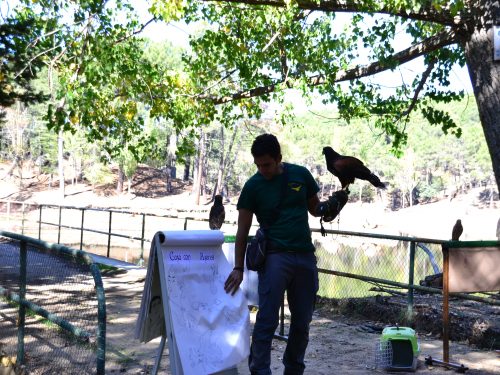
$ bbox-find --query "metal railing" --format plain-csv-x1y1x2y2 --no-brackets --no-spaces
312,227,447,318
1,200,233,265
0,230,106,374
2,200,498,321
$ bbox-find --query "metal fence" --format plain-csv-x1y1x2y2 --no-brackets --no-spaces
312,228,449,318
0,230,106,374
1,200,497,316
0,200,238,266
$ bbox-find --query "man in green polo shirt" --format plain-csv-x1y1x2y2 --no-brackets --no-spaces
224,133,348,375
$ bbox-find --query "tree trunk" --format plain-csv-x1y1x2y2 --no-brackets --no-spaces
214,125,239,198
214,126,225,196
164,166,172,193
58,129,64,198
183,157,190,181
167,133,177,192
168,133,177,173
193,130,205,205
1,156,19,180
16,158,23,188
201,133,208,198
222,126,242,199
72,157,76,186
117,167,125,193
463,3,500,192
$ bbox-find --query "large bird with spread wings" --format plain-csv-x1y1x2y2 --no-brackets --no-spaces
323,146,386,192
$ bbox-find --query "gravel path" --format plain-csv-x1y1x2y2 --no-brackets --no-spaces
103,267,499,374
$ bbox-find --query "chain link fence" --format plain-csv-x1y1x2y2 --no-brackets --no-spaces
2,201,497,324
0,231,105,374
312,230,444,301
0,200,448,308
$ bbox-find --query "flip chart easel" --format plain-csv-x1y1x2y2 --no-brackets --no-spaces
135,230,250,375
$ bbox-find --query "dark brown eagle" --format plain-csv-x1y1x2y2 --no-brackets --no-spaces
451,219,463,241
322,146,386,191
209,194,225,230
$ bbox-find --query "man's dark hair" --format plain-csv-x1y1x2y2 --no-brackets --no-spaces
251,133,281,159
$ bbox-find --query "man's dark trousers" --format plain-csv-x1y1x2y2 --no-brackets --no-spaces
249,251,318,375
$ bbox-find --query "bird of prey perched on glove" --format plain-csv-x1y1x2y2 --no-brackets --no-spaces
323,146,386,192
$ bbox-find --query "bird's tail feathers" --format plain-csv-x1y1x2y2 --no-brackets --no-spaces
369,174,387,189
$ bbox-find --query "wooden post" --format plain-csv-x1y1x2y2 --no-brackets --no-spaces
38,205,42,239
138,213,146,266
57,206,62,244
442,245,450,363
80,209,85,251
107,211,112,258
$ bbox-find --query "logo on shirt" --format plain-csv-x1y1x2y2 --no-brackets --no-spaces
289,182,302,192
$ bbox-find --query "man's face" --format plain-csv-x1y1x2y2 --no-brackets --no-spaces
254,154,281,180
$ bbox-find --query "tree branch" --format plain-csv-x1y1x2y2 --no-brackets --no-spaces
402,57,436,117
203,28,459,105
115,17,157,44
15,43,65,79
196,68,238,96
201,0,458,26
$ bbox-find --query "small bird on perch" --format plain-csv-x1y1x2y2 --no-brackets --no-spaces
209,195,225,230
322,146,386,192
451,219,463,241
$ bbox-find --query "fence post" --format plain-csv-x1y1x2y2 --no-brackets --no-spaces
107,211,112,258
7,200,11,226
89,263,107,374
407,241,416,321
184,218,188,230
442,245,450,362
80,209,85,251
57,206,62,244
138,213,146,266
17,240,27,366
38,205,42,240
273,294,288,341
21,203,26,235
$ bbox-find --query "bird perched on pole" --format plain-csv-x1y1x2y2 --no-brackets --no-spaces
451,219,463,241
209,194,225,230
322,146,386,192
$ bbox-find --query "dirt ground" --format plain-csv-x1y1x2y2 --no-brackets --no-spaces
102,266,499,375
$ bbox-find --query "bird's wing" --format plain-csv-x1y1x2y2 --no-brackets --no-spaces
338,156,377,178
209,206,225,229
324,156,338,175
351,164,375,180
333,156,364,170
214,208,225,228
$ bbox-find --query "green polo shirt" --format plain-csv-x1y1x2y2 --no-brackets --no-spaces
237,162,319,252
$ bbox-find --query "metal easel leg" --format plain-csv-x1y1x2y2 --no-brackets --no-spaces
152,335,166,375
